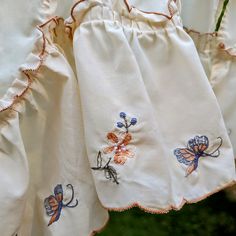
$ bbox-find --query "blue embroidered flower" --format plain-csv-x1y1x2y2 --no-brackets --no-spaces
120,112,127,118
130,118,137,125
117,112,137,133
117,122,124,128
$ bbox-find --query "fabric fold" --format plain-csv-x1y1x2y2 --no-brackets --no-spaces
181,0,236,200
0,2,109,235
69,0,236,214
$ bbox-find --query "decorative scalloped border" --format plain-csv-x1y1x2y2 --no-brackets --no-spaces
0,14,111,235
101,180,236,215
184,26,236,58
184,27,217,37
70,0,86,22
89,215,110,236
183,0,236,58
0,17,61,114
218,42,236,58
124,0,175,19
70,0,177,23
1,1,235,235
0,28,44,113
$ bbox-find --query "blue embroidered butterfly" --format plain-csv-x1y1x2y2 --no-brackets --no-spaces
44,184,78,226
174,135,223,177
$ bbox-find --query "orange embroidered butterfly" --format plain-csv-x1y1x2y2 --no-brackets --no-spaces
44,184,78,226
174,135,223,177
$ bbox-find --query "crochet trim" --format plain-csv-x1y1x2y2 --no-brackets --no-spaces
102,180,236,214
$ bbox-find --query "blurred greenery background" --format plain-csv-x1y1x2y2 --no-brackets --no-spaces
100,191,236,236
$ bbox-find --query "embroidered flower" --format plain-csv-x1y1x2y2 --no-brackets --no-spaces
119,112,127,119
103,132,134,165
130,117,137,125
92,112,138,184
116,112,137,133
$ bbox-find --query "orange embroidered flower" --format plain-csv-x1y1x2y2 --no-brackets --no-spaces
103,132,134,165
92,112,137,184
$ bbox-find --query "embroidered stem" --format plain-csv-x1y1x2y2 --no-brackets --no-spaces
124,117,129,133
105,158,112,167
92,152,119,184
117,112,137,133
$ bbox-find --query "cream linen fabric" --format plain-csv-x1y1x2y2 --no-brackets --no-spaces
0,0,108,235
181,0,222,33
1,0,236,235
66,0,236,213
181,0,236,158
219,0,236,48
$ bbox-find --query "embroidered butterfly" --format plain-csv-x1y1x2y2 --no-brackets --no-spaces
174,135,223,177
92,151,119,184
44,184,78,226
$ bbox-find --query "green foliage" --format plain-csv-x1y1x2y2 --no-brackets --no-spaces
215,0,229,31
100,191,236,236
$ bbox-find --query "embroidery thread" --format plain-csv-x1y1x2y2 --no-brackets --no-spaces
92,151,119,184
44,184,78,226
92,112,137,184
174,135,223,177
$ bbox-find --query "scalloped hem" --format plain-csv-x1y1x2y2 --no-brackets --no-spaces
184,27,217,37
218,42,236,57
123,0,175,19
184,26,236,58
69,0,177,26
101,180,236,214
89,215,110,236
0,17,61,114
70,0,86,22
